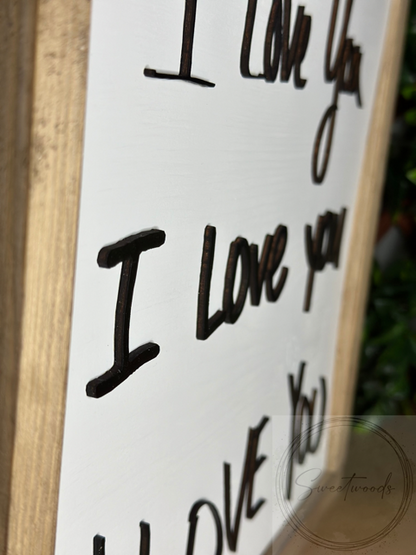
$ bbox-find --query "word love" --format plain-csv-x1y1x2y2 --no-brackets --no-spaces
144,0,364,185
241,0,311,87
197,224,288,340
286,362,326,500
92,417,269,555
303,208,347,312
86,212,345,396
144,0,311,89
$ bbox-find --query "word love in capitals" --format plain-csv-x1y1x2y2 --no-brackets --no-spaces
144,0,363,184
92,417,270,555
91,367,326,552
86,209,346,398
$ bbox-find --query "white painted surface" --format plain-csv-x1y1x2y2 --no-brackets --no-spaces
55,1,390,553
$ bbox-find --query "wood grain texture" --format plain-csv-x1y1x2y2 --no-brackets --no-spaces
0,1,37,553
2,0,91,554
327,0,409,470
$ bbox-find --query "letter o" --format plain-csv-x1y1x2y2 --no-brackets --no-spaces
223,237,250,324
186,499,223,555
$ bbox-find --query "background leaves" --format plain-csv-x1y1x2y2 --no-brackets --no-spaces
354,1,416,416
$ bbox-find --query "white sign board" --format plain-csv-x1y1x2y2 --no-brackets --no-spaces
54,1,390,553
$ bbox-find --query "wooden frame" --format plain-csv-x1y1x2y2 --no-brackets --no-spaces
0,1,408,554
327,0,409,468
0,1,91,553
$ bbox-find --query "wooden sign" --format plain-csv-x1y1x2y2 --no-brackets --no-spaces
0,1,409,554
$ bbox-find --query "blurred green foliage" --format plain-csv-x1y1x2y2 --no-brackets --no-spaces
355,261,416,414
354,1,416,415
383,1,416,223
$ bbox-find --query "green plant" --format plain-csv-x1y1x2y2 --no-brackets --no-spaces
355,260,416,415
354,1,416,416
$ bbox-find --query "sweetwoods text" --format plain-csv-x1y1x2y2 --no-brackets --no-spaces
145,0,363,185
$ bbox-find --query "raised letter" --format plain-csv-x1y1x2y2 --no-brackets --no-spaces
286,364,327,499
241,0,263,78
186,500,223,555
249,235,273,306
197,225,226,340
265,225,288,302
144,0,215,87
223,237,251,324
86,230,165,398
93,521,151,555
280,1,306,83
303,209,347,312
224,416,269,551
312,0,362,184
263,0,283,82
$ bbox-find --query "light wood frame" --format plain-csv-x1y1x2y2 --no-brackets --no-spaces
0,1,409,554
328,0,409,469
0,1,91,554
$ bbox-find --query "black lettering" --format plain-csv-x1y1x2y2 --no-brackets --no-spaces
265,225,288,302
312,0,362,184
223,237,251,324
224,416,269,551
144,0,215,87
294,13,311,88
303,208,347,312
263,0,282,82
286,363,326,500
86,230,165,398
186,500,223,555
245,418,269,519
325,0,353,81
328,207,347,267
241,0,263,78
249,235,272,306
197,225,226,340
242,0,311,86
287,362,305,500
296,394,316,465
307,378,327,453
92,419,269,554
280,1,305,83
93,535,105,555
312,105,337,184
139,522,151,555
197,224,288,340
93,522,150,555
